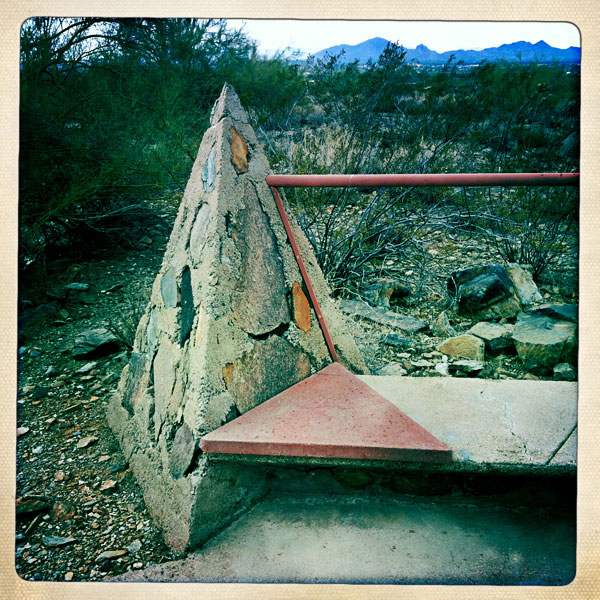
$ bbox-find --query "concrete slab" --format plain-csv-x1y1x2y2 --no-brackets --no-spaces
549,425,577,467
360,376,577,470
201,363,451,462
113,492,575,584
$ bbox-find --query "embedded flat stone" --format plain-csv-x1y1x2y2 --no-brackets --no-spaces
230,180,290,336
229,127,248,173
292,282,311,333
201,362,451,462
160,268,179,308
223,336,311,414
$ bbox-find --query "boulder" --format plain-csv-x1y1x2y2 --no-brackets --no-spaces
505,263,543,306
447,264,521,320
436,334,485,362
468,322,514,354
511,308,577,374
553,363,577,382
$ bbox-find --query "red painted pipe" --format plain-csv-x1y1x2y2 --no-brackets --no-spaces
266,173,579,188
270,186,340,363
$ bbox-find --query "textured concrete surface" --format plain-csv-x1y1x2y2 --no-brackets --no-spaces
113,492,575,584
200,363,451,462
360,376,577,469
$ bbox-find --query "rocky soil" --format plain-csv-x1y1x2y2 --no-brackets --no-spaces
15,197,578,581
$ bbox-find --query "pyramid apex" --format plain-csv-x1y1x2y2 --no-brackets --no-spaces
210,83,249,126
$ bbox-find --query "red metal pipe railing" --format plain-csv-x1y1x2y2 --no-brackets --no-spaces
266,173,579,188
270,185,340,363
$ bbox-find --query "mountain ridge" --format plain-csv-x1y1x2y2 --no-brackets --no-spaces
311,37,580,65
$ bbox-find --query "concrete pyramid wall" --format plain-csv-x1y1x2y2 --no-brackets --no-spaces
107,83,367,550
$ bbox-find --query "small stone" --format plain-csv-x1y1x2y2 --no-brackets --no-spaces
65,572,74,581
44,366,58,377
376,363,408,376
58,309,70,319
76,436,98,449
65,282,89,291
54,471,65,481
17,426,30,437
51,500,76,521
435,362,450,376
431,311,456,338
448,359,485,374
73,328,120,358
98,455,111,463
96,549,127,562
523,373,540,380
42,535,77,548
132,562,143,569
76,361,97,374
126,539,142,554
99,480,118,493
32,446,43,454
411,359,434,368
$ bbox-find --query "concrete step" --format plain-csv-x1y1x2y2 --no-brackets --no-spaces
200,362,451,463
205,375,577,477
113,488,575,584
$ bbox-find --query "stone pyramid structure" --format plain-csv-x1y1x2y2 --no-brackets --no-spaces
107,83,367,551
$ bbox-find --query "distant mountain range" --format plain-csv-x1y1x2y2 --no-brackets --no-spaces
311,37,580,65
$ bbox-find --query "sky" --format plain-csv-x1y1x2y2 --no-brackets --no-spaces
225,20,581,58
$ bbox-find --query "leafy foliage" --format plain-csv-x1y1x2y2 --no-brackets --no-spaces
19,22,579,296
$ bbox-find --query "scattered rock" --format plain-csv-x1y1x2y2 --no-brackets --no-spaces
361,278,410,308
51,500,76,521
411,359,434,368
96,549,127,562
99,480,118,493
77,436,98,449
98,455,111,462
380,333,419,351
340,299,428,333
132,562,143,569
126,539,142,554
44,366,58,377
76,361,97,374
42,536,77,548
65,282,89,291
431,311,456,338
17,427,30,437
448,360,485,375
73,329,120,359
434,362,450,376
505,263,543,306
553,362,577,381
65,572,74,581
511,309,577,374
447,264,521,320
468,322,514,354
375,363,408,376
436,334,485,362
16,495,52,518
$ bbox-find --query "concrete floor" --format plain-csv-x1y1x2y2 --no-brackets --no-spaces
116,491,575,585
